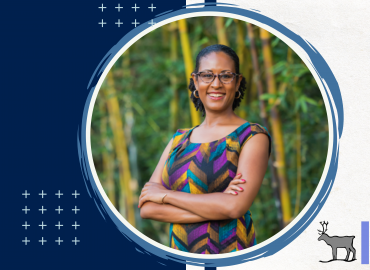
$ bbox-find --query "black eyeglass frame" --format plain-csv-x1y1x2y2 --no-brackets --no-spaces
192,72,240,84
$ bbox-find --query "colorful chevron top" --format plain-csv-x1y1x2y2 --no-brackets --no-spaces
161,122,271,254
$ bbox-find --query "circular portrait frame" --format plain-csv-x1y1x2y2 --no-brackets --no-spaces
78,4,344,268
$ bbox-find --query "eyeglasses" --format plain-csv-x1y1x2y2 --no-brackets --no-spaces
192,71,239,84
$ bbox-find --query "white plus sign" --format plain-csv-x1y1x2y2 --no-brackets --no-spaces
39,206,47,214
22,206,30,214
39,237,47,245
39,221,47,230
115,4,123,12
22,237,30,245
98,19,107,27
22,190,30,198
148,19,156,26
148,4,156,12
72,190,80,198
39,190,47,198
55,237,63,245
55,206,63,214
132,19,140,27
98,4,106,12
22,221,30,230
72,221,80,230
72,206,80,214
132,4,140,12
72,237,80,245
115,19,123,27
55,221,63,230
55,190,63,198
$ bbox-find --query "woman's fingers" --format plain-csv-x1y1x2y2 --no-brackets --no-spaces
229,179,246,186
224,190,238,195
229,185,244,192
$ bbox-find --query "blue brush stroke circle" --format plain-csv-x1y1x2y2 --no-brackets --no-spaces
78,6,343,268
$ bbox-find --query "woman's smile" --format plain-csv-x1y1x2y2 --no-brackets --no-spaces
207,92,226,100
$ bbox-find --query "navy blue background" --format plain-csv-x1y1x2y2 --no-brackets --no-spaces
0,1,197,269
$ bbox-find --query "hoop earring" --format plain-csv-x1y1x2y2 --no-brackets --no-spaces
194,90,200,98
235,91,241,99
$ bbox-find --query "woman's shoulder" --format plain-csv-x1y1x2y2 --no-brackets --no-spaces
170,127,193,148
237,122,271,155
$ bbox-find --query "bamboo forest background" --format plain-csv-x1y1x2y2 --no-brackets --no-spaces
91,17,328,246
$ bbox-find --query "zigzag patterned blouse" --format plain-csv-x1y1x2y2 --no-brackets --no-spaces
161,122,271,254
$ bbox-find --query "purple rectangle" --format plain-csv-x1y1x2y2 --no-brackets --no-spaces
362,221,369,264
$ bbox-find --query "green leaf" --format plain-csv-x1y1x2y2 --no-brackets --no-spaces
225,18,233,28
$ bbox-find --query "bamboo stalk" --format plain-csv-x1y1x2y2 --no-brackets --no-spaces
215,17,229,46
247,23,283,229
99,98,116,206
235,20,247,119
103,69,135,226
178,19,201,126
169,22,179,133
294,111,302,216
260,28,292,225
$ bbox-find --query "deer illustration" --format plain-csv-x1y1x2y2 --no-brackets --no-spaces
318,221,356,262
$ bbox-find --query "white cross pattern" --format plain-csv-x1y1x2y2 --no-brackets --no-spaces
22,190,30,198
148,19,156,26
39,237,47,245
39,221,47,230
72,237,80,245
148,3,156,12
72,206,80,214
132,19,140,27
22,206,30,214
55,190,63,198
55,221,63,230
72,221,80,230
55,237,63,245
98,4,106,12
39,190,47,198
132,3,140,12
115,19,123,27
72,190,80,198
39,206,47,214
115,3,123,12
22,221,30,230
55,206,63,214
22,237,30,245
98,19,106,27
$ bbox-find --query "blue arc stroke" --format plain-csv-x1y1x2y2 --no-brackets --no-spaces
78,5,344,268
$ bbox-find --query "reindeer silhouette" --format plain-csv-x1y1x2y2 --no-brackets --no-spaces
318,221,356,262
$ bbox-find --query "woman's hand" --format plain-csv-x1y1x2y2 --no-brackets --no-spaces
223,173,246,195
138,182,171,208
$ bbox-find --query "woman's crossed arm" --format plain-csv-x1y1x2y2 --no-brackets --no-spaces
139,134,269,222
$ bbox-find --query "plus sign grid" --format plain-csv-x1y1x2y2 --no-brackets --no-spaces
21,190,81,246
97,2,162,28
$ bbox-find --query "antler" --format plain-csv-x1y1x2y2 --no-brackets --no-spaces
318,221,328,234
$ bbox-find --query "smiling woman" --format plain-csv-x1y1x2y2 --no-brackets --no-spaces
138,44,271,254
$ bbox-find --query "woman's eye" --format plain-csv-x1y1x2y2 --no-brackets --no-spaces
221,74,233,79
201,74,213,78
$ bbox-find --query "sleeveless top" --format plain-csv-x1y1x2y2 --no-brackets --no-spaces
161,122,271,254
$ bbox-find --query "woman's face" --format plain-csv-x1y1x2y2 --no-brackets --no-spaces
192,51,242,114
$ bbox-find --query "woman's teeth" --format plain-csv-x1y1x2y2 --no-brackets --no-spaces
208,94,224,97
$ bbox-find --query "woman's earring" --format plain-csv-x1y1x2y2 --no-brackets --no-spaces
194,90,200,98
235,91,241,99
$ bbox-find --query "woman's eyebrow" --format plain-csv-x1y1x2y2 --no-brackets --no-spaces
200,69,233,72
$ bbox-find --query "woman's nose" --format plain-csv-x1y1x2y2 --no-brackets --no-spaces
211,74,221,87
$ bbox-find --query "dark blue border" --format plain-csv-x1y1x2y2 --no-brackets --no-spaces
78,5,344,268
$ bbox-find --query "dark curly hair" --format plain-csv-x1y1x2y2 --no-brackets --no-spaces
188,44,247,117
